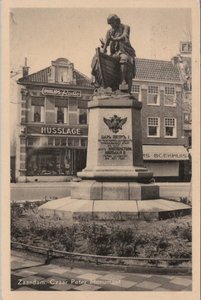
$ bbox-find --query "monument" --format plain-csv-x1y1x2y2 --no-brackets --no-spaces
72,13,155,202
40,15,191,220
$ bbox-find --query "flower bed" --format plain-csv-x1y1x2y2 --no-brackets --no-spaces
11,201,192,267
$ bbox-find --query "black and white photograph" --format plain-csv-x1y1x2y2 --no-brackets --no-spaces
1,0,200,299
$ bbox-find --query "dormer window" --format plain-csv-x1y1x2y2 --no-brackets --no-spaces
55,66,73,84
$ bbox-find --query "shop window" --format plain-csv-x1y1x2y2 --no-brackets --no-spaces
164,118,177,138
48,137,54,146
61,138,67,146
26,148,72,176
74,138,80,147
81,138,87,147
147,86,159,105
79,109,87,124
41,137,49,146
68,138,74,147
147,117,160,137
55,138,61,146
27,137,40,146
164,87,176,106
131,84,141,101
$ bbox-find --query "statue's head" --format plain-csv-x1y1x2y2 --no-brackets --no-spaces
107,14,121,27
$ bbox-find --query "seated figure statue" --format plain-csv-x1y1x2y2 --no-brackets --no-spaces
92,14,136,93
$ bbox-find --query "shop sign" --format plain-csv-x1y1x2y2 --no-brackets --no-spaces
27,125,88,136
143,152,189,160
42,87,81,97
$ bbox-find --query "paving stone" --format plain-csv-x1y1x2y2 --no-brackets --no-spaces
76,273,103,281
147,275,172,284
111,279,137,288
169,277,192,286
99,273,126,281
16,286,36,291
135,274,153,278
123,274,153,283
74,284,102,291
159,282,187,291
135,280,162,290
47,267,69,274
64,267,90,275
58,271,80,279
97,284,126,291
11,261,26,270
14,270,38,277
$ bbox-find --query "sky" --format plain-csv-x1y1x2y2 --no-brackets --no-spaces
10,7,192,78
9,6,192,146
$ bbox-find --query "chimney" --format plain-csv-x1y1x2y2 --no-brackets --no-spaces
22,57,29,77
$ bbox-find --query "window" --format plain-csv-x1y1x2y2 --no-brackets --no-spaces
27,137,40,146
81,138,87,147
131,85,141,101
33,106,41,122
79,108,87,124
68,138,74,147
164,87,176,106
180,42,192,53
147,117,160,137
55,98,68,124
26,148,73,176
31,97,45,123
164,118,177,138
147,86,159,105
57,107,65,124
56,66,73,83
184,113,191,123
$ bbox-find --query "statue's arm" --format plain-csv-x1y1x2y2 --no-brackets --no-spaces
112,25,130,42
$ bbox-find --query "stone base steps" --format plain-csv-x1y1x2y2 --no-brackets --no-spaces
38,197,191,220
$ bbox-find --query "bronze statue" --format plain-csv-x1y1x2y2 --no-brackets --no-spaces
91,14,136,93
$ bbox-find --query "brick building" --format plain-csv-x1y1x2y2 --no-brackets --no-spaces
131,58,189,181
16,58,94,182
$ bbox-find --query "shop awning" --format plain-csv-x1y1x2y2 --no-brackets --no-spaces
143,145,189,160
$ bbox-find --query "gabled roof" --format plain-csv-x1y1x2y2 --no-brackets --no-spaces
18,66,92,87
18,57,182,87
135,58,182,83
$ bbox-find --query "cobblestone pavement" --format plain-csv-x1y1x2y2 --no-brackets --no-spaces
11,256,192,291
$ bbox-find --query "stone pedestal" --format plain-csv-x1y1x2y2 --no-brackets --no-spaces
78,95,152,181
75,94,154,201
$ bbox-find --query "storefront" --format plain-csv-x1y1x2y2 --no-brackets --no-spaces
25,125,88,181
143,145,190,181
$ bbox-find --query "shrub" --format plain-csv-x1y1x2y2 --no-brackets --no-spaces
80,223,112,255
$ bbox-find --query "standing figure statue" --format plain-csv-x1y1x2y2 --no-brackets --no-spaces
91,14,136,93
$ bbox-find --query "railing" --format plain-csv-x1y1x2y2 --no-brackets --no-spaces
11,241,191,269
